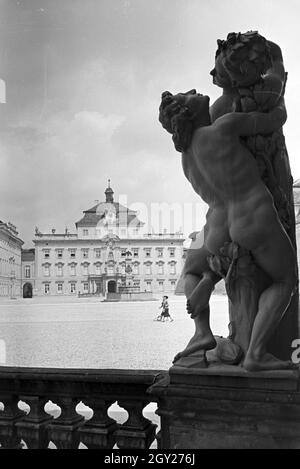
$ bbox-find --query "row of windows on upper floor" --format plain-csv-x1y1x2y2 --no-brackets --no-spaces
42,262,177,277
41,247,177,259
42,279,178,295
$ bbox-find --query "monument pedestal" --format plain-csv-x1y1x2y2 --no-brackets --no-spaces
149,365,300,449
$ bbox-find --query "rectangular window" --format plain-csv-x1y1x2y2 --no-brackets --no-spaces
133,249,139,257
83,265,89,276
95,249,101,258
158,281,164,292
44,265,50,277
121,249,127,257
44,283,50,294
145,249,151,257
170,263,176,274
145,264,152,275
82,249,89,258
57,265,63,277
70,283,76,293
70,264,76,276
95,264,101,275
25,265,31,278
70,249,76,258
83,229,89,236
169,248,175,257
83,282,88,292
57,283,63,293
133,264,139,275
146,281,152,292
57,249,63,258
158,264,164,275
44,249,50,258
157,249,163,258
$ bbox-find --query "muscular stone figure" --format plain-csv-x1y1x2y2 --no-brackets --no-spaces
160,90,297,371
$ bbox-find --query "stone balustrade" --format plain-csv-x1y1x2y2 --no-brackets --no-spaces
0,367,164,449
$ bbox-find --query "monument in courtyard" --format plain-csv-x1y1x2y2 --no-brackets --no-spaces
150,31,300,449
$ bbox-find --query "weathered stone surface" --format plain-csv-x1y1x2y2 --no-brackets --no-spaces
149,367,300,449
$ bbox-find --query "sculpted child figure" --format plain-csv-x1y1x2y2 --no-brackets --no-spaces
160,88,297,371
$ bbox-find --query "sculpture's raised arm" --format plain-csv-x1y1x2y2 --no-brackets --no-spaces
215,97,287,136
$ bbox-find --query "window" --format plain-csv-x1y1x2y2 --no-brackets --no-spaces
57,249,63,258
146,281,152,292
107,265,114,275
70,249,76,258
158,263,164,275
82,264,89,276
82,249,89,258
133,249,139,257
44,249,50,258
83,282,88,292
171,280,176,288
121,249,127,257
25,265,31,278
145,248,151,257
121,229,127,236
57,283,63,294
170,262,176,274
145,263,152,275
57,264,63,277
133,263,139,275
95,263,101,275
70,264,76,276
158,281,164,292
44,283,50,294
44,264,50,277
169,248,175,257
157,249,163,258
70,283,76,293
83,229,89,236
95,249,101,258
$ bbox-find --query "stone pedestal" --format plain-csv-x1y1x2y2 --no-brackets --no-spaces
148,365,300,449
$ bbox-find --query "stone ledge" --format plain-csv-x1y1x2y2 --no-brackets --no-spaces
169,364,300,391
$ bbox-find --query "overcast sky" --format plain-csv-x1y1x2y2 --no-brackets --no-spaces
1,0,300,246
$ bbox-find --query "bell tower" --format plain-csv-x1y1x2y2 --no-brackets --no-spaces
105,179,114,203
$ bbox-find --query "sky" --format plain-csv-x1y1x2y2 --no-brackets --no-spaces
1,0,300,246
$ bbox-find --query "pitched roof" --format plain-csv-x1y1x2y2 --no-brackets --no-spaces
21,248,35,261
75,202,144,228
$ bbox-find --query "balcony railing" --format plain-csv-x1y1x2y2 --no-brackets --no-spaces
0,367,164,449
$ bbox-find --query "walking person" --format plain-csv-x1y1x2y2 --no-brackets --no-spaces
161,296,174,322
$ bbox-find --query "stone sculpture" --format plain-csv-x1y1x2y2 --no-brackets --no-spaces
159,31,299,371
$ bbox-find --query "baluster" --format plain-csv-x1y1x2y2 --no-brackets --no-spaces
47,397,84,449
0,395,24,449
79,399,118,449
15,396,52,449
115,399,157,449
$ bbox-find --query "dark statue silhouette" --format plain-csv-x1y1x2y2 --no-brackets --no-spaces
159,31,299,371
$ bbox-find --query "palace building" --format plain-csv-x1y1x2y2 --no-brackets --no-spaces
32,183,185,297
0,220,23,298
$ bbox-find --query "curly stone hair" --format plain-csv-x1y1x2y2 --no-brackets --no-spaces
211,30,272,88
159,91,196,153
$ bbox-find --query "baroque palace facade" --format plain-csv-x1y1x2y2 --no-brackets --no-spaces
32,183,185,297
0,220,23,298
